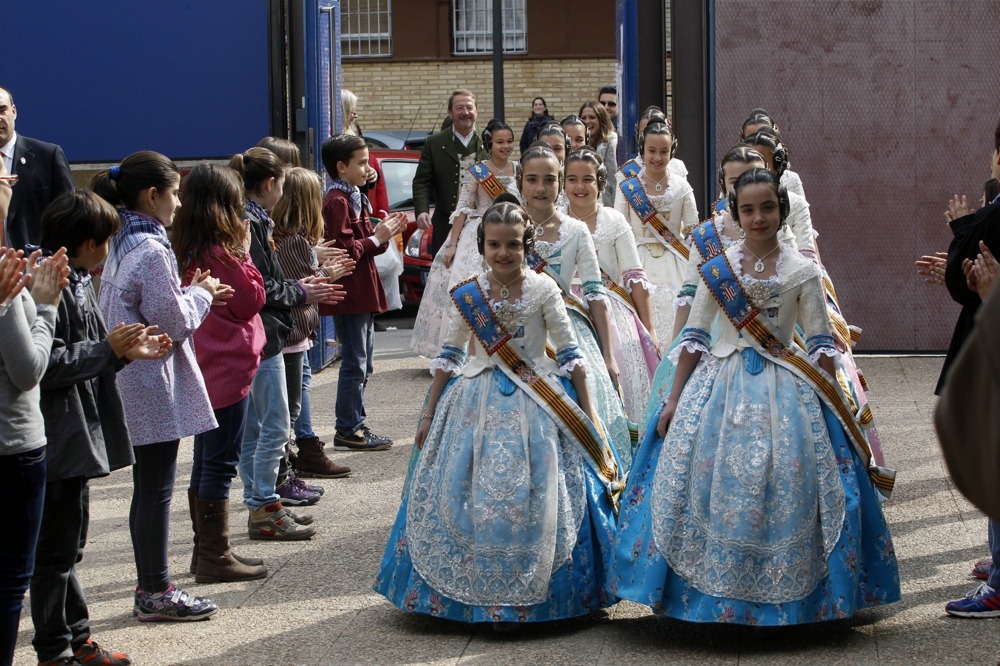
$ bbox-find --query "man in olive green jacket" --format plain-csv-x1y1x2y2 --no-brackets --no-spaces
413,89,488,254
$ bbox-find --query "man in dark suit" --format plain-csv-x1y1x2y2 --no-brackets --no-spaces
412,89,488,255
0,86,75,249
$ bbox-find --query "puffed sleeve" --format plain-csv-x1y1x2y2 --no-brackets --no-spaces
429,301,473,376
668,278,717,363
679,186,700,235
787,194,817,262
449,173,480,224
798,274,837,362
573,223,607,303
611,218,652,293
541,285,587,376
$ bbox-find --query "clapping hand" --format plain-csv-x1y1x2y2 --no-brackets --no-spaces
314,240,348,264
28,249,70,307
125,325,173,361
915,252,948,285
946,194,976,223
970,241,1000,301
323,256,356,282
373,212,408,245
106,322,146,358
0,247,30,306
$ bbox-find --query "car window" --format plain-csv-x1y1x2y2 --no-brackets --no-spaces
380,160,417,211
366,138,389,150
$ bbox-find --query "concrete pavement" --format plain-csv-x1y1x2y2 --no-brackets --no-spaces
12,349,1000,665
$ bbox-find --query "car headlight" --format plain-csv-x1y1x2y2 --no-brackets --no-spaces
405,229,423,258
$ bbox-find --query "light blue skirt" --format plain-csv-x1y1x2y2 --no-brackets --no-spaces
611,352,900,626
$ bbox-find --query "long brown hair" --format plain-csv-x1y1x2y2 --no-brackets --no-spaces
271,167,324,245
171,164,247,274
579,101,613,148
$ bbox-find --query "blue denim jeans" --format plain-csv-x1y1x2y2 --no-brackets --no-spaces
0,447,46,666
332,313,375,434
240,354,290,510
191,395,250,501
293,355,315,440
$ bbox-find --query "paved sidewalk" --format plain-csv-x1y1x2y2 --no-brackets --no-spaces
12,355,1000,665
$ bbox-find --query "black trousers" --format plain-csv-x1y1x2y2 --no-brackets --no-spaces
29,477,90,662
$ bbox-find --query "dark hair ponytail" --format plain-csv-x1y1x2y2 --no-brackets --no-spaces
727,167,790,227
91,151,179,210
717,145,767,195
230,147,286,194
743,128,788,177
476,200,536,256
482,119,513,154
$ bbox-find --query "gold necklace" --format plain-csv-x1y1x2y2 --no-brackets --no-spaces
569,203,600,223
742,241,780,273
531,209,558,238
493,270,524,300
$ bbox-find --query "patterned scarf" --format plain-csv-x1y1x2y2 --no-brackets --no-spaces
245,199,272,229
105,209,170,276
327,178,370,218
68,266,93,308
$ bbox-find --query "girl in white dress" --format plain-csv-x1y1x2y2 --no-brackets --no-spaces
521,145,634,470
561,148,660,429
411,120,519,357
614,120,699,350
376,202,621,625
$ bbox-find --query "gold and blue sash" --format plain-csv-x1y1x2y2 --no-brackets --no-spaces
526,251,598,340
450,278,623,507
697,252,896,498
619,176,690,262
714,196,727,214
468,161,507,201
691,218,725,261
618,159,641,179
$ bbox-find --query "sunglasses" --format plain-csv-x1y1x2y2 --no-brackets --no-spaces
600,100,617,108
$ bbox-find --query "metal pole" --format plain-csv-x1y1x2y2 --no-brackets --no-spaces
492,0,504,121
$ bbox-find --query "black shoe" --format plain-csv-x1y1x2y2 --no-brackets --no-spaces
334,429,391,451
361,425,394,448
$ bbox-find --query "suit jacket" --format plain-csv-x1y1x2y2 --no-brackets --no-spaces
319,189,388,317
6,135,74,250
412,128,487,253
938,199,1000,393
935,276,1000,521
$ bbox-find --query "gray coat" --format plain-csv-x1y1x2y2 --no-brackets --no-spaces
40,275,134,481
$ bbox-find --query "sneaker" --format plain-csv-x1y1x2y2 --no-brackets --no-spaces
73,638,132,665
276,474,320,506
133,584,218,622
945,582,1000,617
248,502,315,541
289,470,325,497
362,425,393,448
972,556,993,580
334,428,391,451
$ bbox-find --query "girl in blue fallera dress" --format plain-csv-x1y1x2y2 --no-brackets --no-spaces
374,202,622,625
609,169,900,626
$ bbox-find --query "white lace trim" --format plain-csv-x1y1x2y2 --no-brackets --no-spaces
667,340,708,364
448,205,478,225
625,275,655,293
673,294,695,310
558,356,590,378
809,347,839,363
429,357,462,376
582,291,607,303
532,211,570,259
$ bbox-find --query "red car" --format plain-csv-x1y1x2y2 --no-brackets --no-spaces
368,149,434,304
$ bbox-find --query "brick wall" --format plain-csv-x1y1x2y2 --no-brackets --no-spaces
342,58,617,136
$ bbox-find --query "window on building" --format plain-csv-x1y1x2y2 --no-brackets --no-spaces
452,0,527,56
342,0,392,58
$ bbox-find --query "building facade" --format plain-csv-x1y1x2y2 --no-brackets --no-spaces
339,0,616,133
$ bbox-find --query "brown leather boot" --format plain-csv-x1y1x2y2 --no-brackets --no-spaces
293,436,351,478
188,489,264,574
195,498,268,583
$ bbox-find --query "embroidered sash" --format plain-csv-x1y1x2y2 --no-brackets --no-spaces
618,159,641,179
450,278,623,506
691,217,725,261
469,161,507,201
714,196,727,214
527,251,598,340
619,176,690,262
697,252,896,498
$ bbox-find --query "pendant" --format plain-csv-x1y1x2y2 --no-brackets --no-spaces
655,183,662,192
754,259,765,273
500,284,510,299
